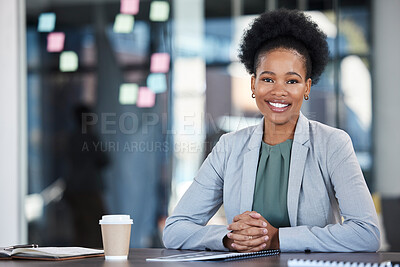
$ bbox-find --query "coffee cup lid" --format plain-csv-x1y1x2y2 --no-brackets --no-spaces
99,215,133,225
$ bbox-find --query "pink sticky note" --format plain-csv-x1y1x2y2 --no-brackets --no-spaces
137,87,156,108
47,32,65,53
150,53,170,73
120,0,140,15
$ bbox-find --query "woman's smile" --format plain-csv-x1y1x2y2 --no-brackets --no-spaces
265,100,291,112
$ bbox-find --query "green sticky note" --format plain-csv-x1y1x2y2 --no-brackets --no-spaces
113,14,135,33
149,1,170,22
59,51,79,72
119,83,139,105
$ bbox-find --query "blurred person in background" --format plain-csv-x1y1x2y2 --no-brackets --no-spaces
163,9,379,253
64,104,109,247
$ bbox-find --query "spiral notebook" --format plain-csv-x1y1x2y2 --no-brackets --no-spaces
288,259,399,267
146,249,280,262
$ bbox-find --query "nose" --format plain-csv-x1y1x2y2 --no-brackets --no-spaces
271,82,287,97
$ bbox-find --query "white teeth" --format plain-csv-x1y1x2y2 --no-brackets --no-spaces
269,102,289,108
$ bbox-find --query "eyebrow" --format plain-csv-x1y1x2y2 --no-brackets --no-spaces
259,71,303,79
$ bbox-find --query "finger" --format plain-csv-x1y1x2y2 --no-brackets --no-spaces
232,241,266,252
228,219,267,231
249,212,262,219
233,211,252,222
230,227,268,238
233,235,269,247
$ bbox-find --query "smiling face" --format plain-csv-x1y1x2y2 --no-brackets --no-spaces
251,48,311,129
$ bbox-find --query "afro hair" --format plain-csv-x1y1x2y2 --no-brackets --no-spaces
238,9,329,85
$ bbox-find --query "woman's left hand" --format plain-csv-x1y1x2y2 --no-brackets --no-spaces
226,211,280,252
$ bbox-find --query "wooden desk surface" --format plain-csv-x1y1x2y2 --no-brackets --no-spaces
1,249,400,266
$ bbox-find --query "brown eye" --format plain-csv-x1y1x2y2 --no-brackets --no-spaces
287,79,298,84
263,78,273,83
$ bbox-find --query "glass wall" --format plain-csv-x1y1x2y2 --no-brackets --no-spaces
25,0,373,247
26,0,171,247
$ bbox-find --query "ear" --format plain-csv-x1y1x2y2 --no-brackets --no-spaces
251,75,256,94
305,78,312,96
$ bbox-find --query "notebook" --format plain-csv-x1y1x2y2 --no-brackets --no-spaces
146,249,280,262
288,258,399,267
0,247,104,261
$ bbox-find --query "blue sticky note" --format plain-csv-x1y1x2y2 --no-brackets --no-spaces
147,73,167,93
37,13,56,32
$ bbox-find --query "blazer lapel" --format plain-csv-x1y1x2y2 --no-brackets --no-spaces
239,119,264,213
287,113,310,226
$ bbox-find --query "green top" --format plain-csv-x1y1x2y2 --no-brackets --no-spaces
252,139,293,228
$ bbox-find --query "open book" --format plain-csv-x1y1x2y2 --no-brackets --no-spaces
146,249,280,262
0,247,104,261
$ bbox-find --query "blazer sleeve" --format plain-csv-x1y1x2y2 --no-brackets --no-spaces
279,130,380,252
162,134,231,251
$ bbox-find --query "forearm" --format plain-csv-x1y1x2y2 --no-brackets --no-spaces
279,221,380,252
163,219,230,251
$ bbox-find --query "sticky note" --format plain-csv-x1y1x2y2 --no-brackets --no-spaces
37,13,56,32
113,14,135,33
147,73,167,93
47,32,65,52
137,87,156,108
150,53,170,73
149,1,170,22
120,0,140,15
119,83,139,105
59,51,78,72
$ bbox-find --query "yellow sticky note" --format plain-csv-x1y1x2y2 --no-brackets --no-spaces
113,14,135,33
149,1,170,22
119,83,139,105
59,51,78,72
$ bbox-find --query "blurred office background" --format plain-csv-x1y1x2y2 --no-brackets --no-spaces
1,0,399,251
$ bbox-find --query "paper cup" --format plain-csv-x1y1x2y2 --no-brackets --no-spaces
99,215,133,260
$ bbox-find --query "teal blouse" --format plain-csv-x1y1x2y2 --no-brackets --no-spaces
252,139,293,228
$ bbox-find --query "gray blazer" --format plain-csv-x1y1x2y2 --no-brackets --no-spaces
163,113,380,252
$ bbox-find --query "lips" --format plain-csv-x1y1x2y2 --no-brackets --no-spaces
266,101,290,112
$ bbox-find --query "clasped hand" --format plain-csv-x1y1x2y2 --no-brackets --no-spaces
223,211,279,252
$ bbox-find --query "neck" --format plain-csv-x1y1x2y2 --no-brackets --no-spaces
263,115,299,145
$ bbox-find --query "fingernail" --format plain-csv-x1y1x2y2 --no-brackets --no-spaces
263,222,267,227
232,243,236,248
263,229,267,234
227,226,230,230
265,236,269,241
227,233,232,238
262,243,266,247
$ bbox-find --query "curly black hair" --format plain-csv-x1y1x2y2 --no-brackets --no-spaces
238,9,329,85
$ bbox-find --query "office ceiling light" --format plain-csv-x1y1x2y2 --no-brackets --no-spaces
147,73,167,93
59,51,79,72
47,32,65,53
37,12,56,32
113,14,135,33
149,1,170,22
119,83,139,105
121,0,140,15
137,87,156,108
150,53,170,73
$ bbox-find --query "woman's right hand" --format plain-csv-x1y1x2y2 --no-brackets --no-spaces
223,211,273,252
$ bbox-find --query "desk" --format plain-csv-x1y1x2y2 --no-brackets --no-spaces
1,249,400,266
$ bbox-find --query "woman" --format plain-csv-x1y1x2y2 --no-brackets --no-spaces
163,9,380,252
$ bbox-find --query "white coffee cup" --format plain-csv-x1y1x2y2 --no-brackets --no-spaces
99,215,133,260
